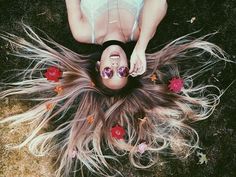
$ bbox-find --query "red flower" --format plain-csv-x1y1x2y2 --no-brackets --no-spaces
111,125,125,140
44,66,62,82
168,77,184,93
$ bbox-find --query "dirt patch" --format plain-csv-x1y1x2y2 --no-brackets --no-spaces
0,101,55,177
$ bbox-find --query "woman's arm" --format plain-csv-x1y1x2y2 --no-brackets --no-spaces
137,0,168,50
129,0,168,76
65,0,91,43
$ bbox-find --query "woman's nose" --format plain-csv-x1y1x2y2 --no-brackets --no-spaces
111,62,119,67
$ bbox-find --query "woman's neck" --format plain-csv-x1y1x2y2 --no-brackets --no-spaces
100,28,127,44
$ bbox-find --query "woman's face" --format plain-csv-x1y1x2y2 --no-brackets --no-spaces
99,45,129,90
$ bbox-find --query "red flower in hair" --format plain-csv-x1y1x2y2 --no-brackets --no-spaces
44,66,62,82
111,125,125,140
168,77,184,93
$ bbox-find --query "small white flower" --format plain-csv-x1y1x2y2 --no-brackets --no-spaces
187,16,196,24
197,152,208,165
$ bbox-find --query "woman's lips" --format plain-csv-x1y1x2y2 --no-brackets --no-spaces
110,51,120,59
110,55,120,59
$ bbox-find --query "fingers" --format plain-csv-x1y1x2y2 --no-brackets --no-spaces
138,62,146,75
130,60,143,77
130,70,139,77
137,56,146,75
137,66,144,74
130,73,139,77
129,61,139,76
130,65,139,77
133,64,139,73
129,60,135,74
129,52,146,77
130,68,141,77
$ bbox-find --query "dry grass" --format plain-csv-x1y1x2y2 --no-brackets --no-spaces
0,99,55,177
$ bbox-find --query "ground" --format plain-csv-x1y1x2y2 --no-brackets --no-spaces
0,0,236,177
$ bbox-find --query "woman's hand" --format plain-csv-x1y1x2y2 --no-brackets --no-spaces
128,0,167,77
129,46,146,77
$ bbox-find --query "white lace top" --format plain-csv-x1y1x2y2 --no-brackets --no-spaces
80,0,144,43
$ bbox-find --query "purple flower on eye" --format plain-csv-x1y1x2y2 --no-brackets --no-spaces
118,66,129,77
102,67,113,78
101,66,129,79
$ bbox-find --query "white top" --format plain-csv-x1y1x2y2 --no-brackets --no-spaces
80,0,144,43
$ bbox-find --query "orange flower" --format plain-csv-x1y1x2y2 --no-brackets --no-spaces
139,117,148,124
54,85,64,95
150,73,157,82
87,115,94,124
46,103,53,110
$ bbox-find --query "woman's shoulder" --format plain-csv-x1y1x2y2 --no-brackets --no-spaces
70,18,93,44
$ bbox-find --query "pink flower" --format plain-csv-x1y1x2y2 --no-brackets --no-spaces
70,148,78,159
111,125,126,140
168,77,184,93
71,150,77,158
137,142,148,154
44,66,62,82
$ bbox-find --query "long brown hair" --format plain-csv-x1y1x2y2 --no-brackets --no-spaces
0,25,232,177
